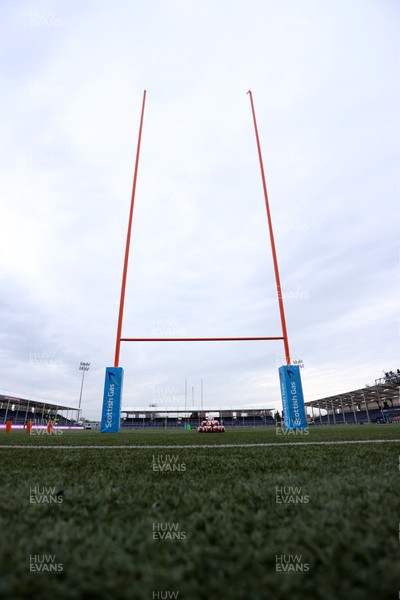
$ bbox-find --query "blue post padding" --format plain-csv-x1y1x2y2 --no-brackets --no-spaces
279,365,307,430
100,367,123,433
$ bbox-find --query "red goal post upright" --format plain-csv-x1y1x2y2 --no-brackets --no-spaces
114,90,147,369
246,90,291,366
100,90,307,433
246,91,306,430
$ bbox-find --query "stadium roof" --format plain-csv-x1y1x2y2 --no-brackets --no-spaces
121,407,273,414
305,380,400,411
0,392,78,411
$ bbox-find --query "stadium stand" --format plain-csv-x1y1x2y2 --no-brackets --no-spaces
306,371,400,425
0,393,79,426
121,408,276,429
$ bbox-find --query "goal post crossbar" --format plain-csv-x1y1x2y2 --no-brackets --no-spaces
120,337,284,342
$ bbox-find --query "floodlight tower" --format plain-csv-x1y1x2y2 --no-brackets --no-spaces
78,361,90,422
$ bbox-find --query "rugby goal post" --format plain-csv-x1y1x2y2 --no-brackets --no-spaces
100,90,307,432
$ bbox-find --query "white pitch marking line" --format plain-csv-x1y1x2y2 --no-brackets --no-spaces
0,439,399,449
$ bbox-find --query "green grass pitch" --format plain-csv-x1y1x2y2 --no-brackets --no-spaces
0,425,399,600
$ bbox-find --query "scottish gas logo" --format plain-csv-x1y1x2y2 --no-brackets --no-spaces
100,367,123,433
106,382,115,428
290,377,302,426
279,365,307,430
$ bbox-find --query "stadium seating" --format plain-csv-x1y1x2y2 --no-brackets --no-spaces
121,414,277,429
0,409,76,427
312,406,400,425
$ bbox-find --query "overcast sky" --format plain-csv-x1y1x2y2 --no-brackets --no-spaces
0,0,398,419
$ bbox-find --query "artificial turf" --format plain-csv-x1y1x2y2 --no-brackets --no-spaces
0,425,399,599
